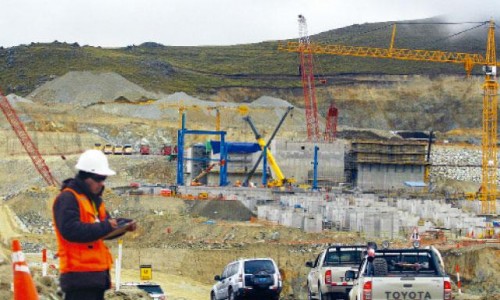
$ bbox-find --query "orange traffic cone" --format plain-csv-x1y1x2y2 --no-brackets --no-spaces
12,239,39,300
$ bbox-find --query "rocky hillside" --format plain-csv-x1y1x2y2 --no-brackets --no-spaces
15,70,487,135
0,16,497,135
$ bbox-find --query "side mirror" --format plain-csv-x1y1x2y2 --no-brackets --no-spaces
214,275,221,281
345,270,357,280
305,261,314,268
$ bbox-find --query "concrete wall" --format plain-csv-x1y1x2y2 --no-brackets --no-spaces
356,164,424,190
272,139,346,185
270,192,491,238
195,139,345,187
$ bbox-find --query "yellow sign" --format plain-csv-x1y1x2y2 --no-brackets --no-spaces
140,264,152,280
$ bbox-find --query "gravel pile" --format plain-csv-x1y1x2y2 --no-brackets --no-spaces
250,96,295,107
431,146,484,182
27,71,159,106
88,102,164,120
156,91,222,107
19,212,53,235
6,93,34,107
20,241,46,254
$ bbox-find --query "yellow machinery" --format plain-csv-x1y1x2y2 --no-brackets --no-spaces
103,144,113,155
480,21,498,214
208,105,249,134
279,22,499,76
197,192,209,199
93,143,103,151
279,20,498,214
159,101,249,133
243,112,295,188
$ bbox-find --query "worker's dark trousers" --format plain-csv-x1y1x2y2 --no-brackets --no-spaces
64,289,105,300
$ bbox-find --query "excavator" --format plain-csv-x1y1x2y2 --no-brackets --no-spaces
243,107,295,188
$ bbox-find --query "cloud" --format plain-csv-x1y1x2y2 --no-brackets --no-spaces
0,0,497,47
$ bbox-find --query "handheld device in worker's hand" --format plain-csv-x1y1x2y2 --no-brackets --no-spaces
103,218,137,239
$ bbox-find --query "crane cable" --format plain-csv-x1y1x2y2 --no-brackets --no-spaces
420,22,489,48
314,23,394,44
313,21,491,49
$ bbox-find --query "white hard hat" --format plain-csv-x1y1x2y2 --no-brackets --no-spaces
75,149,116,176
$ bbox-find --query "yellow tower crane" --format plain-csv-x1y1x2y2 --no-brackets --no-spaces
481,20,498,215
207,104,250,133
279,20,498,214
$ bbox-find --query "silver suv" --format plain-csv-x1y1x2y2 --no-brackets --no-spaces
211,257,282,300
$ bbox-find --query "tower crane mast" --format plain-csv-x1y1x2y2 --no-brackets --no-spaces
298,14,321,142
0,92,58,186
324,102,338,142
480,20,498,214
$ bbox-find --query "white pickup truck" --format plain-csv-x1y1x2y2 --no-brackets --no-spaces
306,245,366,300
345,248,452,300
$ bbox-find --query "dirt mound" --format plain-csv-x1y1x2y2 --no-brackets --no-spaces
442,245,500,297
156,91,221,107
6,93,34,107
250,96,295,107
187,200,255,221
27,71,158,106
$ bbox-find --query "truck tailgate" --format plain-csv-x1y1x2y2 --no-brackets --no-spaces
330,266,357,285
372,277,444,300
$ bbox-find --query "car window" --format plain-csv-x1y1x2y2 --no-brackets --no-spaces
229,263,238,277
373,252,437,276
244,260,276,274
324,250,362,266
222,265,230,278
137,285,164,294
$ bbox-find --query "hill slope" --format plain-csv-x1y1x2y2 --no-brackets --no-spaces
0,16,498,134
0,16,497,99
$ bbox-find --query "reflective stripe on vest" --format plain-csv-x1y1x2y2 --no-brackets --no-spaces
53,188,113,273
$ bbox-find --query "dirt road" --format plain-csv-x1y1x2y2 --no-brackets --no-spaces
118,268,211,300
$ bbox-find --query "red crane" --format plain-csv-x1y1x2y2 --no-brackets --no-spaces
0,91,59,186
324,102,338,142
298,14,321,142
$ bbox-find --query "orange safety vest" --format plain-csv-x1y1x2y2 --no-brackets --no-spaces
54,188,113,274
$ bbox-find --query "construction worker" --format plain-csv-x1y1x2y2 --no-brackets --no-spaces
410,227,421,243
52,150,136,300
366,247,376,276
409,226,422,248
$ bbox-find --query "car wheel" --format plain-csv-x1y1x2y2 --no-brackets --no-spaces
308,286,314,300
210,292,216,300
319,292,331,300
228,287,236,300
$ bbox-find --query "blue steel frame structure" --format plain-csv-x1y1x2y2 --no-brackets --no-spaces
176,129,228,186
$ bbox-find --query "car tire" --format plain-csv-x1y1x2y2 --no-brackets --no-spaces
319,292,331,300
373,258,389,276
228,287,236,300
210,292,216,300
307,286,314,300
318,282,331,300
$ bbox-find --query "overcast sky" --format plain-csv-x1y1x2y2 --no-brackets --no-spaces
1,0,498,48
